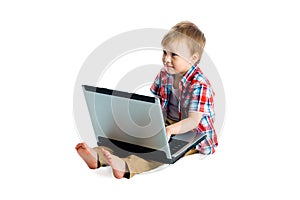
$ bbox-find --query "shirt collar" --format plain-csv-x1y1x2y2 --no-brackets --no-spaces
181,65,197,84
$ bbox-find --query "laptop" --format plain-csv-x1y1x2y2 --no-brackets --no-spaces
82,85,206,164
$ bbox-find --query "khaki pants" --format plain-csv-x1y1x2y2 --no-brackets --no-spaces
93,118,199,178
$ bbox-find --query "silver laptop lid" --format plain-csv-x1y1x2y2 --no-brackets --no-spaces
82,85,172,159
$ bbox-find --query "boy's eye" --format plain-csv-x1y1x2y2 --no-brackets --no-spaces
162,50,178,57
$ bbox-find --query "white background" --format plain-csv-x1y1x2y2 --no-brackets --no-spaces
1,0,299,199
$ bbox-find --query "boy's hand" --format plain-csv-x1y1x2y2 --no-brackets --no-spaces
165,112,202,141
166,125,179,141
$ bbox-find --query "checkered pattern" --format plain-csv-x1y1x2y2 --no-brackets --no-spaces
150,65,218,154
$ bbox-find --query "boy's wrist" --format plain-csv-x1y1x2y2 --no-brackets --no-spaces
166,123,180,135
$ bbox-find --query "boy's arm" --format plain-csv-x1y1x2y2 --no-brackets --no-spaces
166,112,202,137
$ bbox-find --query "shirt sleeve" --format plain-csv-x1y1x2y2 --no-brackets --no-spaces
196,129,218,155
150,72,161,96
189,83,214,115
190,83,218,155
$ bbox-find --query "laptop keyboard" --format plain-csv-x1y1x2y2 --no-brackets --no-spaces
168,138,189,154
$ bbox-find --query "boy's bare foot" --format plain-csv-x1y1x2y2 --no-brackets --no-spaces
101,148,126,179
75,143,97,169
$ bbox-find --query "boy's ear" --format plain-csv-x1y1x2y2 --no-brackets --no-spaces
191,53,199,63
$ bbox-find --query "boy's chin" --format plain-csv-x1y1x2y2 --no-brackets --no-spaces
165,67,177,75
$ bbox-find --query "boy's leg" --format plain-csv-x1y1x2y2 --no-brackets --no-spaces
122,155,164,179
94,147,163,179
184,148,199,156
122,149,199,179
165,117,177,126
121,149,198,179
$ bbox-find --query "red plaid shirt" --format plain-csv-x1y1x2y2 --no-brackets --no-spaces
150,65,218,154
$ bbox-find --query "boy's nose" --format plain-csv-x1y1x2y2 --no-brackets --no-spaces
164,54,171,63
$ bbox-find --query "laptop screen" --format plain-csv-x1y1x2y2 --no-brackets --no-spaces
82,85,172,159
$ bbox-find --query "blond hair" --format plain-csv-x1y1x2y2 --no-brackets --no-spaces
161,21,206,65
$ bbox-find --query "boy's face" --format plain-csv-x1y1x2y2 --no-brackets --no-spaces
162,41,195,75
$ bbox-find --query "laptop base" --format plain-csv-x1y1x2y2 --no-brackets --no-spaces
97,136,173,164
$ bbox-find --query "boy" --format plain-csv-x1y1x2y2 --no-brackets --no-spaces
75,21,218,179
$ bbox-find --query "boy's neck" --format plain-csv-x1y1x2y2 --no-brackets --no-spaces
173,74,182,89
